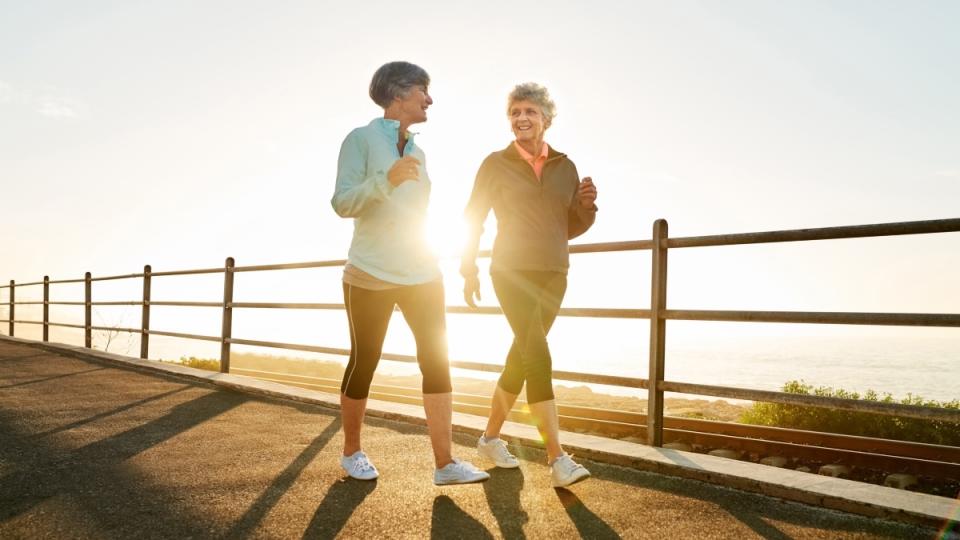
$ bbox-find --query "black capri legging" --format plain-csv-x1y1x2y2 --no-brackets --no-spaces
491,270,567,404
341,280,452,399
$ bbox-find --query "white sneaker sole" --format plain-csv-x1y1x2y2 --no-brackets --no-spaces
553,469,590,488
433,472,490,486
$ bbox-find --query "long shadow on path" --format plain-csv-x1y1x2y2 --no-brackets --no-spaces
31,385,193,439
225,417,344,538
0,353,54,362
0,367,106,388
431,495,494,540
301,475,377,540
481,467,528,539
0,389,245,536
555,487,621,540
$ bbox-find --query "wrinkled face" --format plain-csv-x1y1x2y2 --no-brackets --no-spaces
509,99,547,146
396,84,432,124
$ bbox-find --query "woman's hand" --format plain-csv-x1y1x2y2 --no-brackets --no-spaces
387,156,422,187
463,276,481,308
578,177,597,208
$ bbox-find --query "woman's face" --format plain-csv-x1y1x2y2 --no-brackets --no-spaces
396,84,433,125
509,100,547,146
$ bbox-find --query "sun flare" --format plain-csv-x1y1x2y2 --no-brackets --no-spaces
424,212,468,259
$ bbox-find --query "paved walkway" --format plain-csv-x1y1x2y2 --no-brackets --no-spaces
0,339,950,539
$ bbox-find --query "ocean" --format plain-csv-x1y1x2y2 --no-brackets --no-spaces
441,315,960,404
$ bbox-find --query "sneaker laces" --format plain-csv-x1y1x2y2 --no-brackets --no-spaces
488,439,514,460
452,458,481,474
555,454,583,475
349,452,376,475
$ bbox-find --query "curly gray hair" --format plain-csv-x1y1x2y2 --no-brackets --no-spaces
507,82,556,127
369,61,430,108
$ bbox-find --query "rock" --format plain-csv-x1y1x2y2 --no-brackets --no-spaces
818,464,850,478
663,442,692,452
708,449,742,460
760,456,789,468
795,466,812,473
884,473,918,490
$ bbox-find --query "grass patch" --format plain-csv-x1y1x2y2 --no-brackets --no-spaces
171,356,221,372
739,380,960,446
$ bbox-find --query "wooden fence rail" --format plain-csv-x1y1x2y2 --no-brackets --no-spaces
2,217,959,448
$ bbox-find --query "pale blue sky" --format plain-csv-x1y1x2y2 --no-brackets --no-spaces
2,1,958,332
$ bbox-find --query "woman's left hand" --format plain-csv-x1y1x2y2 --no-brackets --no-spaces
463,276,481,308
579,177,597,208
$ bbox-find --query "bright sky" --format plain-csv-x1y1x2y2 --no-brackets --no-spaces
2,1,958,359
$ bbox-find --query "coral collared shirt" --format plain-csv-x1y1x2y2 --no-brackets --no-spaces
513,140,549,180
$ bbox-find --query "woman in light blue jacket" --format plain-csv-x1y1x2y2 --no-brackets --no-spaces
331,61,488,485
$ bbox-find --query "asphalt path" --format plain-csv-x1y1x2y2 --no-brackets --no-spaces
0,340,940,539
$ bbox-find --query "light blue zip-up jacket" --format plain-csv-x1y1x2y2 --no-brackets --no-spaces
331,118,440,285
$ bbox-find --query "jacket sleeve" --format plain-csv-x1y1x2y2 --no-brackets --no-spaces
460,159,495,279
330,131,394,218
567,163,597,239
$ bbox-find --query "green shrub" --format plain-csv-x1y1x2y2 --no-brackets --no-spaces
739,380,960,446
175,356,220,372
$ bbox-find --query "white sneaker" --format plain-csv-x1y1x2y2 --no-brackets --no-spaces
340,450,379,480
434,458,490,485
477,436,520,468
551,454,590,487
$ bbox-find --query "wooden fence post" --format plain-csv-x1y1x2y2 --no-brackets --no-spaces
220,257,235,373
8,280,14,337
647,219,669,446
84,272,92,348
43,276,49,342
141,265,151,359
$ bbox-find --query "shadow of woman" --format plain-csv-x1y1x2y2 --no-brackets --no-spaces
555,487,621,540
224,417,343,539
481,468,527,539
431,495,494,540
302,477,378,540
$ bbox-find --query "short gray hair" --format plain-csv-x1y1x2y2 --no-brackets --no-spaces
369,61,430,108
507,82,556,127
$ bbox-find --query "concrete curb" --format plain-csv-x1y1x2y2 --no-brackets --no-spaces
4,335,957,532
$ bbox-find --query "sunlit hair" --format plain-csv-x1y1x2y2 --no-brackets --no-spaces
507,82,556,128
369,61,430,109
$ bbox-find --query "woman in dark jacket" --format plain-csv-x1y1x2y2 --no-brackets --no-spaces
461,82,598,487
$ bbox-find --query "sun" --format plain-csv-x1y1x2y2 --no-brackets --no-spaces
424,210,468,259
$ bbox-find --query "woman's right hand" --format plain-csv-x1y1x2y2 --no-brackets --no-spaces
387,156,422,187
463,276,481,308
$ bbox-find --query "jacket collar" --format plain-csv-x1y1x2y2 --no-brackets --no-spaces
502,141,564,162
369,117,417,143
